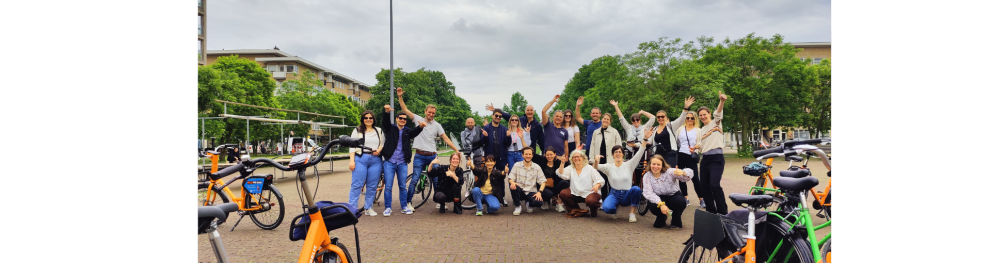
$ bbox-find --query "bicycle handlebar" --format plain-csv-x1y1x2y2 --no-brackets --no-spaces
244,136,366,172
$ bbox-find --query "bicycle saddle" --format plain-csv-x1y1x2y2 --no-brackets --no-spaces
197,203,238,234
787,155,804,162
779,169,810,178
772,176,819,191
728,193,774,208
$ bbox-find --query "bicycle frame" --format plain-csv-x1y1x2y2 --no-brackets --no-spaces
202,177,270,212
766,191,831,263
293,167,354,263
750,147,832,215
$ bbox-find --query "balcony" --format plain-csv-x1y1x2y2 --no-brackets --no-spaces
272,71,287,79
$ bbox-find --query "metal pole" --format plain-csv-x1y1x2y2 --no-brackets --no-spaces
246,119,250,154
389,0,395,124
280,123,284,155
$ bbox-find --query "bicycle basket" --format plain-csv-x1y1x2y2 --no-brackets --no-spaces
289,201,362,241
742,162,769,176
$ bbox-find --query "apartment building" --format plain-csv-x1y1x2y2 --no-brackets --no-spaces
206,48,373,105
198,0,207,65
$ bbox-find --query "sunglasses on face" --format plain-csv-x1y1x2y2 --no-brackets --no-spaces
565,115,572,117
363,117,374,120
632,119,641,122
397,118,407,121
658,116,667,119
687,117,695,120
511,119,519,122
493,115,502,119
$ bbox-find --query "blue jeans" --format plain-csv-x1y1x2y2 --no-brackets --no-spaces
406,153,437,204
471,187,501,213
382,160,409,210
601,186,642,214
350,154,383,209
506,151,523,172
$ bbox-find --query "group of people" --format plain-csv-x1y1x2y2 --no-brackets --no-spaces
346,87,730,229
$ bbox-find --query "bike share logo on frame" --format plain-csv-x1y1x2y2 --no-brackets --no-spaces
310,244,319,262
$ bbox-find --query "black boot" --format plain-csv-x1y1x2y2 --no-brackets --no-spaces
653,214,668,228
439,202,446,214
453,199,463,214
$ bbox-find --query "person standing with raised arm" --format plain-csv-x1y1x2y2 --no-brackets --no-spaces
611,100,651,156
574,96,602,154
695,91,729,214
594,123,655,223
479,104,511,169
562,109,581,157
649,96,696,206
541,95,569,157
395,87,461,212
380,105,426,216
520,105,545,154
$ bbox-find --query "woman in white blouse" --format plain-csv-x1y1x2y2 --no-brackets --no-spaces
348,110,385,216
562,109,581,155
556,150,605,218
642,155,693,229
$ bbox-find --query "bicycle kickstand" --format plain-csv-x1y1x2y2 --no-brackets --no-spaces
229,211,247,232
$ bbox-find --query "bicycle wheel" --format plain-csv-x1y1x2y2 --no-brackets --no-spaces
677,237,739,263
198,184,229,206
820,239,831,263
248,184,285,230
318,243,353,263
637,198,649,216
460,171,476,209
414,174,433,209
374,177,385,207
753,215,815,263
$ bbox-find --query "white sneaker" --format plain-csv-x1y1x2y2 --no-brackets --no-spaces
383,208,392,217
556,203,565,213
525,202,533,213
513,206,522,215
436,203,441,209
629,213,637,223
610,213,618,219
409,203,416,212
541,203,549,210
365,209,378,217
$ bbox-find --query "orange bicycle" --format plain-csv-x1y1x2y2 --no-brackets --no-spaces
199,145,286,230
749,139,831,218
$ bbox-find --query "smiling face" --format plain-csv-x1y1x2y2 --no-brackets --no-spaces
465,118,475,129
553,111,563,126
698,109,711,125
685,112,697,127
570,153,584,166
485,157,496,170
612,147,624,162
424,107,437,122
649,157,667,174
449,154,461,167
362,112,375,127
522,148,533,163
396,113,408,128
601,114,612,128
591,108,601,122
509,116,520,129
631,114,641,128
525,105,535,118
491,112,503,125
544,149,557,161
656,111,667,127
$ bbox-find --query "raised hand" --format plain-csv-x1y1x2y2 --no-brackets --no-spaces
396,87,404,97
525,126,531,133
485,103,495,112
552,94,561,103
609,100,618,106
596,155,604,162
577,96,584,106
384,104,393,112
684,96,696,109
645,127,657,139
719,91,728,101
556,155,567,163
483,118,489,127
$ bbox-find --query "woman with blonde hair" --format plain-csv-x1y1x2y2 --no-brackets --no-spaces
505,114,531,172
556,149,605,218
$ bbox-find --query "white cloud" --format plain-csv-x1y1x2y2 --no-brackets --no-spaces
206,0,830,113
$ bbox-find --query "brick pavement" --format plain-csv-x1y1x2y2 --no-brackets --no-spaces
198,155,831,262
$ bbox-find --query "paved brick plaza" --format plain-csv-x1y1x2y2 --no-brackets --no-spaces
198,156,831,262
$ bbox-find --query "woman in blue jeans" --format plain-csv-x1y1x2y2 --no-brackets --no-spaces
593,125,655,223
470,155,506,216
349,110,385,216
505,114,531,172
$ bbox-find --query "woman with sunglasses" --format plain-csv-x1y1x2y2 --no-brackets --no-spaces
349,110,385,216
562,109,581,157
695,91,729,214
610,100,654,158
676,106,704,208
505,114,532,172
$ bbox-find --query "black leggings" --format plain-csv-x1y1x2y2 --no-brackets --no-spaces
433,184,463,203
699,154,727,214
676,152,702,199
647,194,688,228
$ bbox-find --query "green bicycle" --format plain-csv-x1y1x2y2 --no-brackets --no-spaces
405,167,433,209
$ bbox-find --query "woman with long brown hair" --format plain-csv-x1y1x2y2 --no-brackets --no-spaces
348,110,385,216
641,154,693,229
562,109,581,156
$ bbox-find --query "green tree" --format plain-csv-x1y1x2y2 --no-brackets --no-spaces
276,70,364,140
700,33,810,157
197,55,279,147
501,92,529,119
366,68,474,135
799,59,831,139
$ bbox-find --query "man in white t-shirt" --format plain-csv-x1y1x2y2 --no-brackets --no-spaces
396,87,461,213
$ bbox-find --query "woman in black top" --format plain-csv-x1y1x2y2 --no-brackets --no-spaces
226,147,240,164
530,146,570,212
427,154,465,214
469,155,506,215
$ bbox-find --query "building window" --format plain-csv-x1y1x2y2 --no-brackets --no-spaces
198,17,203,35
813,58,823,65
286,65,296,73
772,130,782,142
268,65,278,72
198,40,202,61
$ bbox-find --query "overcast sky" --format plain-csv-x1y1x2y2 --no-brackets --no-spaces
206,0,830,114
